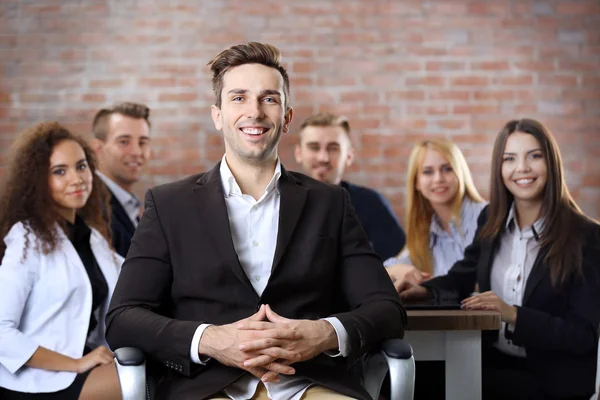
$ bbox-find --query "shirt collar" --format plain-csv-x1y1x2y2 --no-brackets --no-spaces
505,202,544,240
96,171,140,208
219,155,282,198
428,197,479,247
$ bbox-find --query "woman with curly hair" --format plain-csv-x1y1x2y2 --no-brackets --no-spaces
0,122,123,399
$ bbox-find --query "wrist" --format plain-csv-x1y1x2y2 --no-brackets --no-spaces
71,357,81,373
320,321,338,352
198,325,217,359
508,306,518,325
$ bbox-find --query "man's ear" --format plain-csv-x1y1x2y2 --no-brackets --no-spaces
345,146,355,167
211,105,223,130
91,138,104,155
293,143,303,164
282,107,294,134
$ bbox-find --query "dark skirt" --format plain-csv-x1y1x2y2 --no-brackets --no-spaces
0,370,91,399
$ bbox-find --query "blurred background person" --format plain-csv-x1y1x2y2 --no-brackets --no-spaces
384,138,486,291
91,102,152,257
294,112,406,260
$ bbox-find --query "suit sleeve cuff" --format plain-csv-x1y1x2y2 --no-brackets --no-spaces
190,324,212,364
322,317,349,357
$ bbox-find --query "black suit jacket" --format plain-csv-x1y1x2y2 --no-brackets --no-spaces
340,181,406,261
105,163,406,400
108,191,136,258
422,206,600,397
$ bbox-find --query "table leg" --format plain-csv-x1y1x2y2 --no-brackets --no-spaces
445,331,481,400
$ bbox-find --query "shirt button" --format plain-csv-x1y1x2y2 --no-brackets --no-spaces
254,275,260,282
252,240,259,247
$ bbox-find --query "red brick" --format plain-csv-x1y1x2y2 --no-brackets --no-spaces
453,104,500,115
82,93,106,103
450,76,490,86
386,91,426,101
406,76,446,86
158,93,199,102
471,61,510,71
556,1,600,15
429,91,470,101
89,79,124,88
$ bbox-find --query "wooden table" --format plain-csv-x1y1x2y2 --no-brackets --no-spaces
405,310,501,400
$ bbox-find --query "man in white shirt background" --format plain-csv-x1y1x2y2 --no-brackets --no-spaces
91,102,152,257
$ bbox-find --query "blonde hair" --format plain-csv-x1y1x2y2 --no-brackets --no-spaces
403,139,484,274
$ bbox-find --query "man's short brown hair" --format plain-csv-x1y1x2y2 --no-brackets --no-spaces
207,42,291,109
299,112,351,139
92,102,151,140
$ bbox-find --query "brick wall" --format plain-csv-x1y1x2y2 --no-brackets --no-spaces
1,0,599,221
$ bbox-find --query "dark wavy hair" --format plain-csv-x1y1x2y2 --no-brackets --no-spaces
0,122,111,260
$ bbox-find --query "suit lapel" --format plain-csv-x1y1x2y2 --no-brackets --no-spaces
110,193,136,235
191,163,255,293
522,246,548,305
271,168,307,272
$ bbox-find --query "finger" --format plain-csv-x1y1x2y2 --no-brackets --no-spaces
396,280,413,293
243,354,277,368
393,280,403,293
265,361,296,375
248,366,269,381
240,337,283,351
243,345,300,362
261,371,281,383
242,327,300,341
247,304,266,321
244,356,295,375
404,273,419,286
237,321,276,330
265,305,289,323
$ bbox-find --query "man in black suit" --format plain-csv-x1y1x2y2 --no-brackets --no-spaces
105,42,406,400
294,112,406,261
91,102,152,257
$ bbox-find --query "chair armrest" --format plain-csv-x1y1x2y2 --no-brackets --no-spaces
114,347,148,400
380,339,413,359
363,339,415,400
114,347,145,366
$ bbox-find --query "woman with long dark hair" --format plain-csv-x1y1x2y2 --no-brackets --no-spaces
401,119,600,399
0,122,122,399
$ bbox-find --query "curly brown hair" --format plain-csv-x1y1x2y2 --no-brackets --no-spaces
0,122,111,260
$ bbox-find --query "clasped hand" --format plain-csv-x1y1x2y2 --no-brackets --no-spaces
198,304,337,383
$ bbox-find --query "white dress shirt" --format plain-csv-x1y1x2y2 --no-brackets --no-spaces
490,204,543,357
189,155,349,400
96,171,141,226
0,222,122,393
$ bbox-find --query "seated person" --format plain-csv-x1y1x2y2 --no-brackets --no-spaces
401,119,600,400
384,138,486,291
294,112,406,261
91,102,152,258
0,122,123,399
105,42,406,400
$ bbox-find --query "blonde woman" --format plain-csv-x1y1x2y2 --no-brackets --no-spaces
384,139,486,291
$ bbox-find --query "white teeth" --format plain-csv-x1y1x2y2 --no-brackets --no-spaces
516,179,533,184
432,188,447,193
242,128,264,135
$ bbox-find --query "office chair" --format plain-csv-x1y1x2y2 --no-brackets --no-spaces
113,338,415,400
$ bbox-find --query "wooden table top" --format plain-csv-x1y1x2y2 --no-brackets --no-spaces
406,309,501,331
